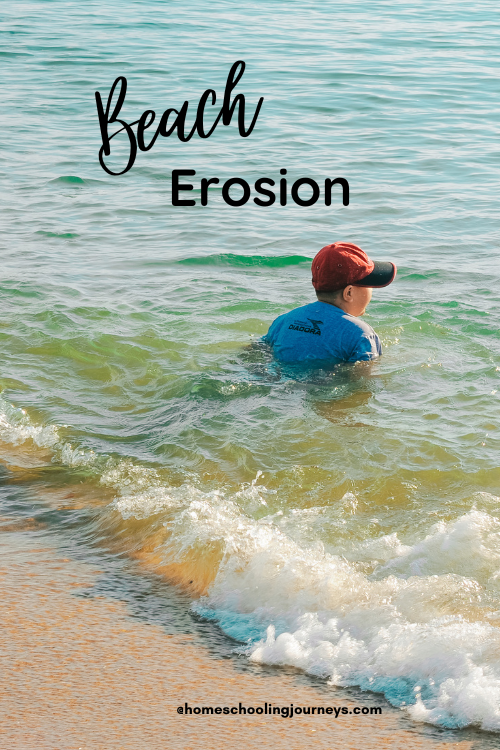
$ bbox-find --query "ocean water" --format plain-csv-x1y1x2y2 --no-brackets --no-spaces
2,0,500,734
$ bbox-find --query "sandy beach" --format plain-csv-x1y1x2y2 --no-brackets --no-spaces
1,505,494,750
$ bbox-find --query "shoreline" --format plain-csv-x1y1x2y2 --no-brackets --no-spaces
0,499,494,750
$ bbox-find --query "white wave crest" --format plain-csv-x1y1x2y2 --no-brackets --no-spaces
0,396,60,448
158,485,500,731
2,393,499,731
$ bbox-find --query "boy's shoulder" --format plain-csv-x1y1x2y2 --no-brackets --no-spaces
273,300,373,333
263,299,381,363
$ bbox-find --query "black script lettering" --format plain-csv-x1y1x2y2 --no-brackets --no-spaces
95,76,139,176
196,88,222,138
137,110,157,151
172,169,196,206
95,62,264,175
158,108,182,138
168,100,197,143
221,61,264,137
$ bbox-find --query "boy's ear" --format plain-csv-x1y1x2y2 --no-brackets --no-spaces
342,285,353,302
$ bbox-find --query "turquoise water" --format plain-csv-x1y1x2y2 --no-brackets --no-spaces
1,0,500,733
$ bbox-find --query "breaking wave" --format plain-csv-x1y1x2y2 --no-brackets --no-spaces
1,393,499,731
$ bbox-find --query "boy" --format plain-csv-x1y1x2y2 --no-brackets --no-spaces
263,242,396,364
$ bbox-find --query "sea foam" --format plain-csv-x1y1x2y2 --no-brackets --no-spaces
0,396,59,449
181,490,500,730
1,394,499,730
105,460,500,729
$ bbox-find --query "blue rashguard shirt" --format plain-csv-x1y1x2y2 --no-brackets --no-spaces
262,301,382,364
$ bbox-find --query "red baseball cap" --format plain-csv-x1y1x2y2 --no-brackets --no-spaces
312,242,396,292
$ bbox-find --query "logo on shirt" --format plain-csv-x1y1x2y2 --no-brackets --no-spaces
288,318,323,336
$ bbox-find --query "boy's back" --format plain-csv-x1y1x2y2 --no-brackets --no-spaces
263,300,381,364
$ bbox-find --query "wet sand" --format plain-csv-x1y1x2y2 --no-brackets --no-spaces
0,512,491,750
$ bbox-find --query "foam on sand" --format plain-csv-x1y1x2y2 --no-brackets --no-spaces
1,394,499,731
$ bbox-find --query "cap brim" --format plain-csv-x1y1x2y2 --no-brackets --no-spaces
354,261,397,288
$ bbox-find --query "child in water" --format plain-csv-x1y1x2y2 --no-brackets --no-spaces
263,242,396,364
